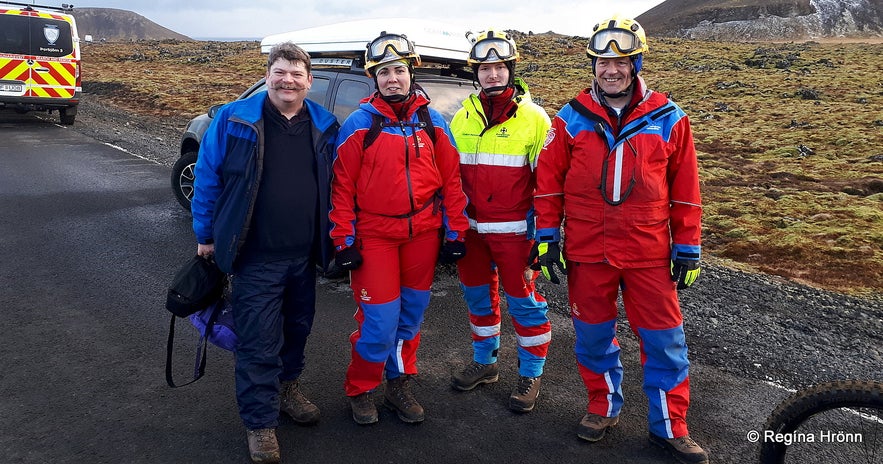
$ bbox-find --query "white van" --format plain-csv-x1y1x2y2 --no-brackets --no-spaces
0,2,81,124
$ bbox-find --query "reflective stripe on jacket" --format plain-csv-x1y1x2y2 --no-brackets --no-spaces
450,78,551,237
534,78,701,268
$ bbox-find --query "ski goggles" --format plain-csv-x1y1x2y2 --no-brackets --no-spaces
470,38,516,62
588,28,643,56
366,34,415,62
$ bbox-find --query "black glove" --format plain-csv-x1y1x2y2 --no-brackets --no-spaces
670,245,701,290
335,246,363,271
527,241,567,284
671,259,701,290
438,240,467,264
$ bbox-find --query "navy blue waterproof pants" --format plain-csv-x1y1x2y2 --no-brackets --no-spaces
231,256,316,429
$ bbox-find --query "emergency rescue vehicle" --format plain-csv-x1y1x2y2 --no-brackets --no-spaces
0,1,81,124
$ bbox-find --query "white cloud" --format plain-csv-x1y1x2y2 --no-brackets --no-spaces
78,1,666,39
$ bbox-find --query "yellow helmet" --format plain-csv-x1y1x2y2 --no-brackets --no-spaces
466,28,519,65
586,16,648,59
364,32,421,77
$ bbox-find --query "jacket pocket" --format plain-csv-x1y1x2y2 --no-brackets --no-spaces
221,136,256,177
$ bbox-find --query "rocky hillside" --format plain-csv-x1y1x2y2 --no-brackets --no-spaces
637,0,883,40
71,8,191,42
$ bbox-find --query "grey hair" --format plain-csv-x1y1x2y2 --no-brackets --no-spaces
267,41,312,74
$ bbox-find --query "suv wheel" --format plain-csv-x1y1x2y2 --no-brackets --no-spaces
171,151,198,211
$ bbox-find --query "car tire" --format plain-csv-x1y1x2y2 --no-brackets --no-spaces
171,151,198,211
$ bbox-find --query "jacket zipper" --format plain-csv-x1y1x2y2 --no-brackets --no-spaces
400,121,415,238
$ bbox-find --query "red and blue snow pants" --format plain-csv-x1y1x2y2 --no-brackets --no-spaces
343,229,440,397
455,230,550,377
568,261,692,439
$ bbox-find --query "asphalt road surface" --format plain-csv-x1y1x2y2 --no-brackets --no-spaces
0,113,792,463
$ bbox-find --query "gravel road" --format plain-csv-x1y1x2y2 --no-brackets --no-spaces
64,92,883,395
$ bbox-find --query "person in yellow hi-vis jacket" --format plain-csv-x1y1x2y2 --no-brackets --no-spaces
449,28,552,413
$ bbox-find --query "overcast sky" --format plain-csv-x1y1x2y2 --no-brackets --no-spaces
77,0,667,39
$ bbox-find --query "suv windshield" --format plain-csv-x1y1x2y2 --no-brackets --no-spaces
0,14,74,57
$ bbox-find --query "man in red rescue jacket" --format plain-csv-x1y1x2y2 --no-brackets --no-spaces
532,16,708,464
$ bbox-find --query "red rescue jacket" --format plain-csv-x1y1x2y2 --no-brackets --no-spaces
534,78,701,268
330,91,469,247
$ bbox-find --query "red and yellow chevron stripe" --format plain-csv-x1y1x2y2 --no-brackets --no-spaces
0,7,70,22
1,7,80,100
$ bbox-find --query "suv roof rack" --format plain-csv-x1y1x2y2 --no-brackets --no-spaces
0,1,74,12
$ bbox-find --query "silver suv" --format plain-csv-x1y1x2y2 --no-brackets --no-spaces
171,62,474,210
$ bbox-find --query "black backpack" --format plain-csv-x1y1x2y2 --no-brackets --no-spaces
362,104,436,150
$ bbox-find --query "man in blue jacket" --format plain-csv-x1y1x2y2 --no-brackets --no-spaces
191,41,339,464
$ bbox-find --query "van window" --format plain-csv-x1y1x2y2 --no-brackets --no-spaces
0,14,74,57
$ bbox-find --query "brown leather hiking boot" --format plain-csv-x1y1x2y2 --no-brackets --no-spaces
576,413,619,442
245,428,280,464
349,392,378,425
383,375,425,423
509,376,541,412
451,361,499,391
648,433,709,464
280,380,320,425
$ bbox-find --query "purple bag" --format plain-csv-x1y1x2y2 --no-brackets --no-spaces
189,297,237,352
165,295,236,388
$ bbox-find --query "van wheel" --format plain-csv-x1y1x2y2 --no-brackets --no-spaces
171,151,198,211
59,108,75,125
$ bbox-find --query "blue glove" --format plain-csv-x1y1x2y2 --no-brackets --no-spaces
439,240,466,264
671,244,701,290
335,246,363,271
528,241,567,284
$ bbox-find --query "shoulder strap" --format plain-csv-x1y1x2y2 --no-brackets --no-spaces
362,105,437,151
362,113,385,151
165,300,224,388
165,313,207,388
568,98,607,127
417,105,436,144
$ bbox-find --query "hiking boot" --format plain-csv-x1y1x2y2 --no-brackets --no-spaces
451,361,499,391
245,428,280,464
648,433,710,464
509,376,541,412
349,392,378,425
576,413,619,442
280,380,320,425
383,375,425,423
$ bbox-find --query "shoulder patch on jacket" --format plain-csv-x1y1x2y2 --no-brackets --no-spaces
543,127,556,148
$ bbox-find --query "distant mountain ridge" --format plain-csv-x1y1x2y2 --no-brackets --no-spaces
637,0,883,41
72,8,190,41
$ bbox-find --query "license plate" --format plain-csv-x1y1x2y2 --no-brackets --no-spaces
0,83,23,92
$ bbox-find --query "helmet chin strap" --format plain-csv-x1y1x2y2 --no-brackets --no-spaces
381,92,410,103
599,86,632,99
481,84,510,95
